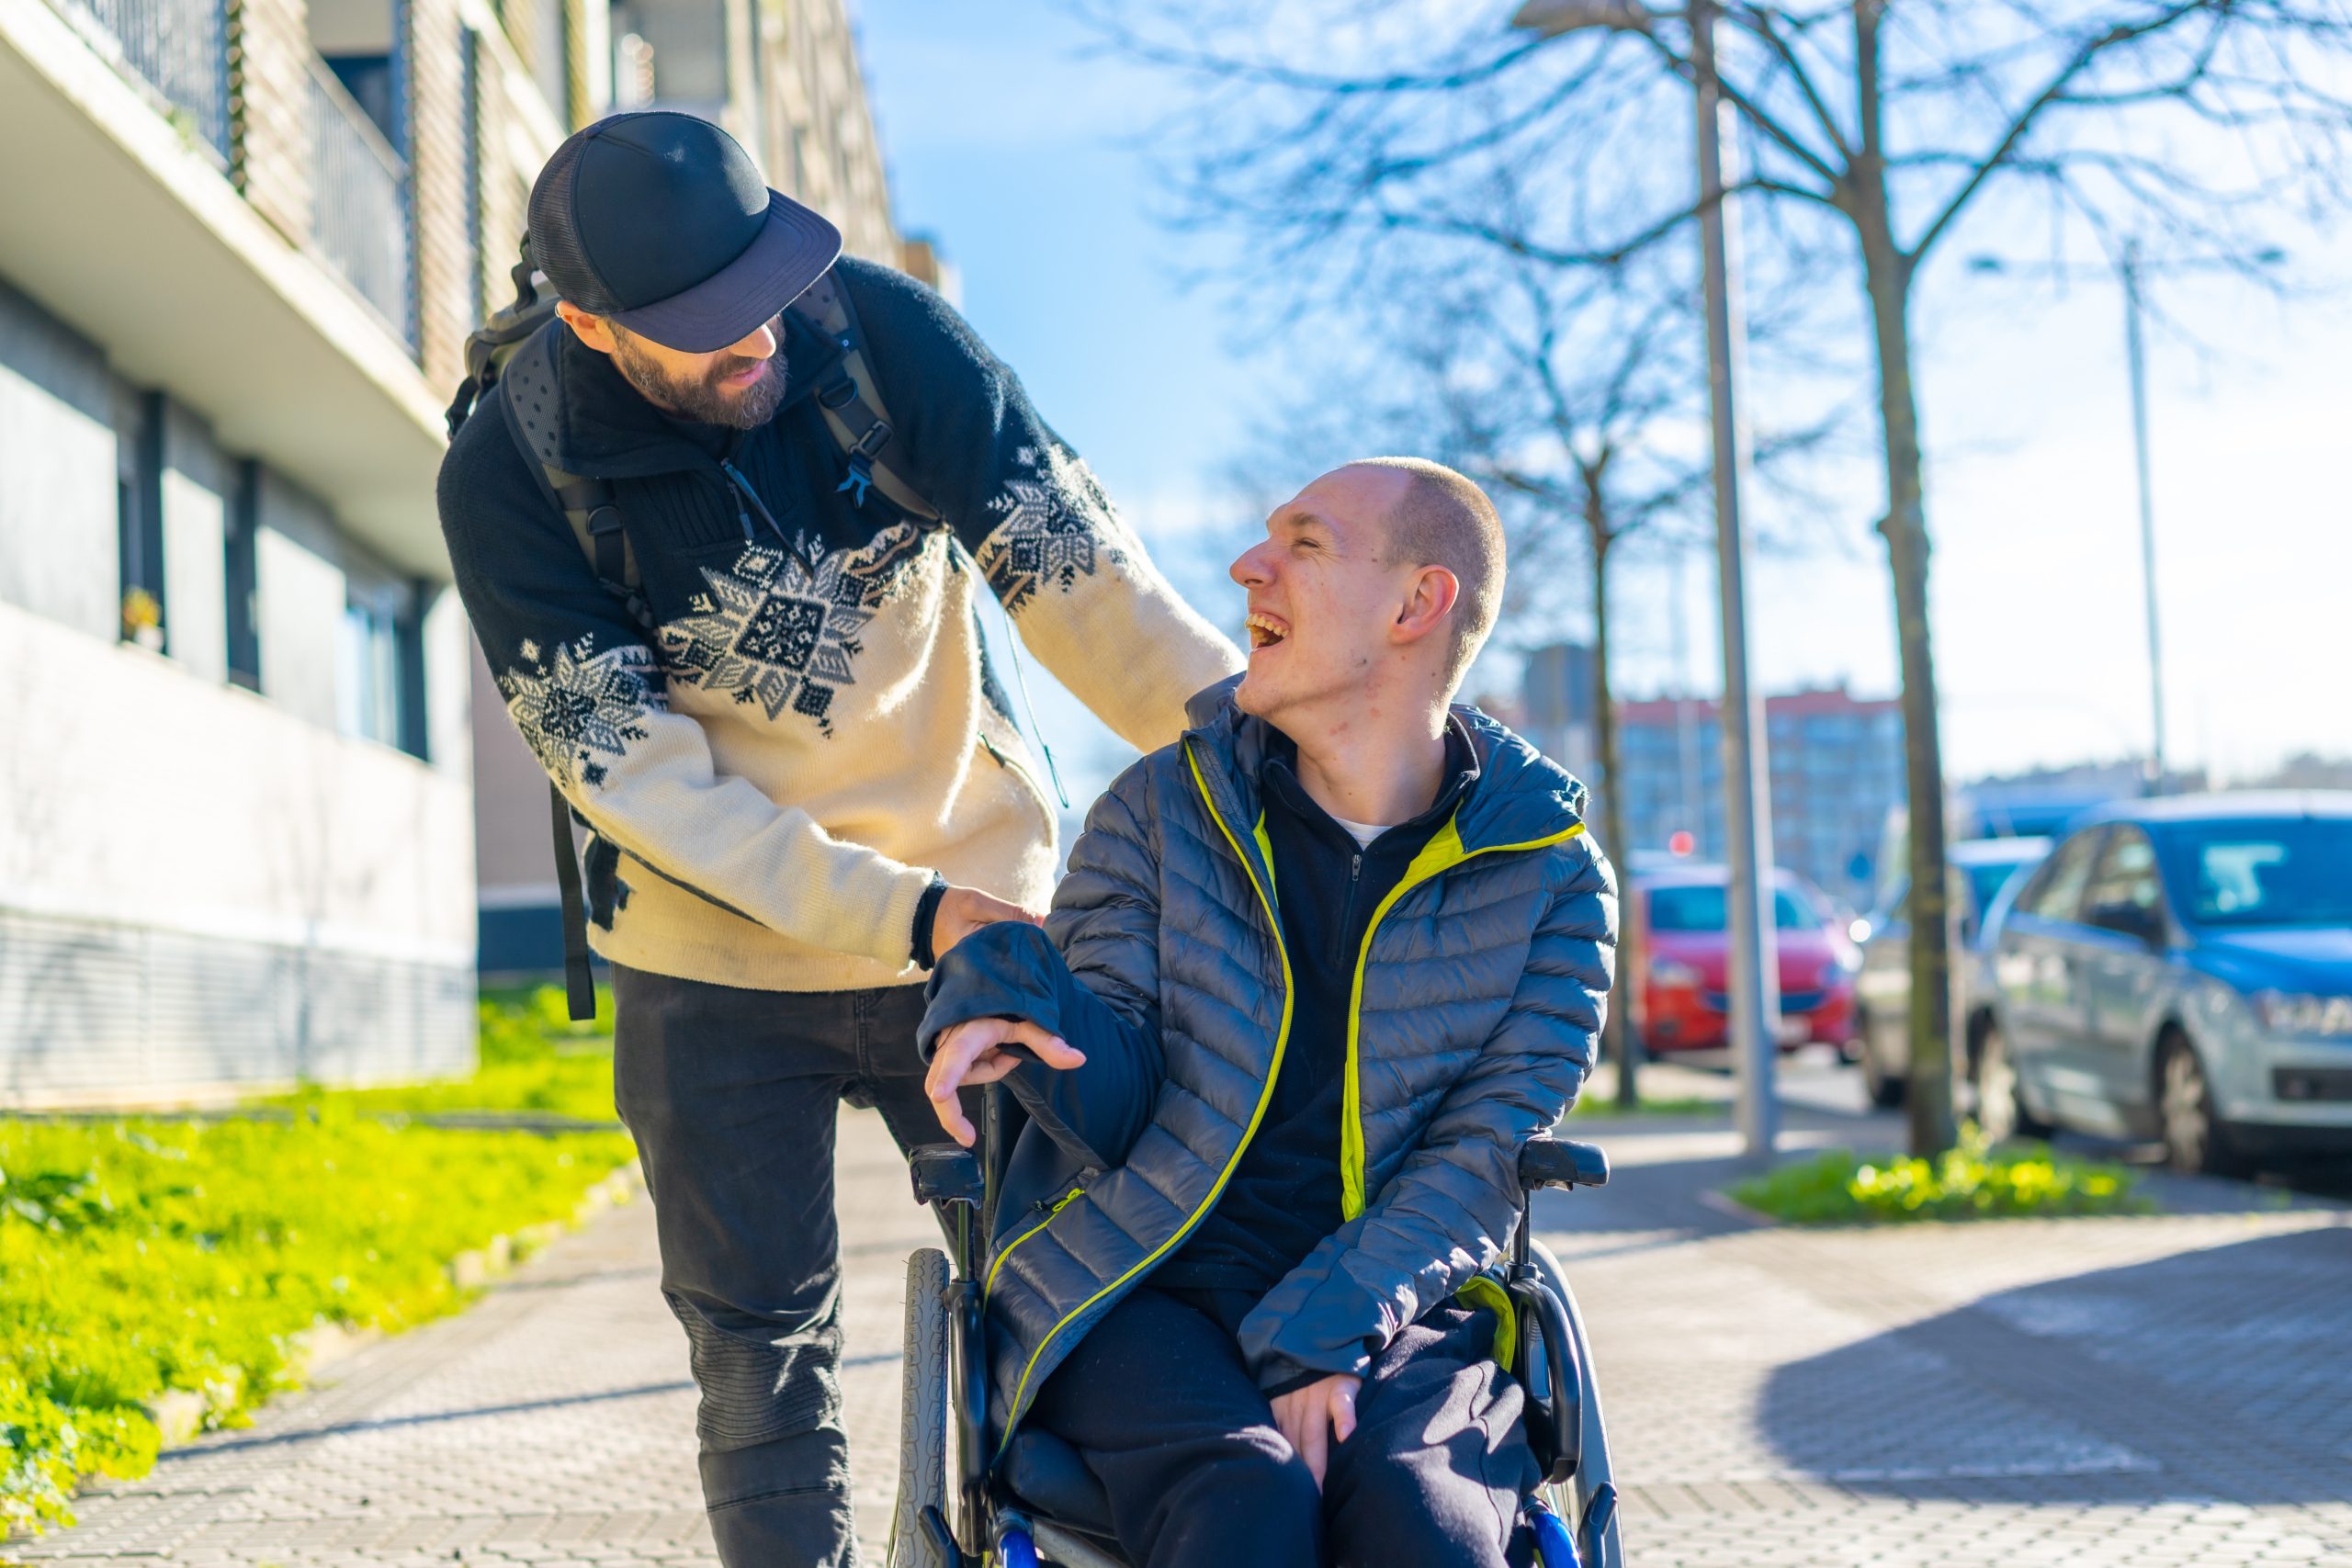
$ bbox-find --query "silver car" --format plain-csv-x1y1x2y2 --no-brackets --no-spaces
1851,836,2050,1109
1982,792,2352,1174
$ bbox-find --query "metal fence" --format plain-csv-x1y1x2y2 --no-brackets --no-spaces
305,55,416,345
60,0,229,157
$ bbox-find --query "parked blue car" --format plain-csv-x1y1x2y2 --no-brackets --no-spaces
1980,792,2352,1174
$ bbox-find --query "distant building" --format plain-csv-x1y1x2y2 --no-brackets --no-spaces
469,0,941,978
1520,642,1904,908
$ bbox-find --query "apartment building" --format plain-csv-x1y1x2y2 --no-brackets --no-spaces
1520,643,1905,907
0,0,922,1096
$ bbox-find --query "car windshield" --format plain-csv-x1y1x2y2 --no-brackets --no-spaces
1649,884,1819,932
2156,818,2352,929
1966,857,2037,914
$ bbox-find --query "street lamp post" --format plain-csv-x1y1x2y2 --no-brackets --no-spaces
1971,243,2176,796
2120,240,2167,795
1512,0,1780,1158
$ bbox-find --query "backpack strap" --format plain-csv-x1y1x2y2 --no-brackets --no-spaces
788,272,943,523
496,323,654,631
548,783,597,1021
547,466,654,631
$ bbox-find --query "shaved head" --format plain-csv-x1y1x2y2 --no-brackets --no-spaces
1344,457,1505,692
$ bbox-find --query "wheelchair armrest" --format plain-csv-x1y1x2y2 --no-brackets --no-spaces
1519,1136,1609,1192
909,1145,985,1208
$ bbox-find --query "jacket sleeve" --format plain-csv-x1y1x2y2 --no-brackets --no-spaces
916,762,1168,1168
845,262,1244,752
1237,834,1617,1390
439,418,935,967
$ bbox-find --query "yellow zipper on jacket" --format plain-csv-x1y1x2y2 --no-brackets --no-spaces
991,740,1295,1455
982,1185,1086,1307
1339,819,1587,1219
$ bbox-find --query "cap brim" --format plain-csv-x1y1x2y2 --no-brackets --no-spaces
609,192,843,353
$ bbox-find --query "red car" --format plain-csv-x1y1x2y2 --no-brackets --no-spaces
1632,864,1860,1054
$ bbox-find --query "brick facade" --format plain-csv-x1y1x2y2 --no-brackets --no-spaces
404,0,471,388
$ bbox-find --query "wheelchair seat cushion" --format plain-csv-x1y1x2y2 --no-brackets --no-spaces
1003,1427,1119,1540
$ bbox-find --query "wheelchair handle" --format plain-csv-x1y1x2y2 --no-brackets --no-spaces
1519,1136,1609,1191
1509,1272,1584,1485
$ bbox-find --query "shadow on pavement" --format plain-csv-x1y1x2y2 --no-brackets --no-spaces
1756,1227,2352,1503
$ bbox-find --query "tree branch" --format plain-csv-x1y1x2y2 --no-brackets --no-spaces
1907,3,2213,265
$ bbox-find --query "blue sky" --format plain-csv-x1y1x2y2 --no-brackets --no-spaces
851,0,2350,808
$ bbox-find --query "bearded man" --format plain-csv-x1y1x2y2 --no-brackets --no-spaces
435,111,1238,1566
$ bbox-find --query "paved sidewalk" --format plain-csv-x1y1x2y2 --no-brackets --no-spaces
11,1093,2351,1567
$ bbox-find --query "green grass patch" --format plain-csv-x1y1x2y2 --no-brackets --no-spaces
1729,1135,2154,1225
274,985,620,1125
1571,1093,1725,1118
2,985,635,1538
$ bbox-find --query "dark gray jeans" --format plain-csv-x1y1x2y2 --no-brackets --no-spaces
612,964,966,1568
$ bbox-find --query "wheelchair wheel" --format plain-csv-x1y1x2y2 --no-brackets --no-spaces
888,1247,951,1568
1530,1237,1624,1568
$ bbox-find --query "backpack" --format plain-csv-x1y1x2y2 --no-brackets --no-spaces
447,240,956,1021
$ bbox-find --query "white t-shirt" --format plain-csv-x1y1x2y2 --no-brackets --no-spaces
1331,816,1392,850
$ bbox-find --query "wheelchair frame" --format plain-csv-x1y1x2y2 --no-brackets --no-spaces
890,1085,1623,1568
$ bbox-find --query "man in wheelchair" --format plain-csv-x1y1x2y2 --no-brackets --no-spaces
918,458,1616,1567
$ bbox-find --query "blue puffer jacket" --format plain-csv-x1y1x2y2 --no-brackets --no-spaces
918,676,1616,1456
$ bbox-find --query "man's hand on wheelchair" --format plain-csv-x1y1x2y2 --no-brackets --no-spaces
1271,1373,1362,1490
923,1016,1086,1147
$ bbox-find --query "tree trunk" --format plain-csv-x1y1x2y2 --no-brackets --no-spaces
1871,284,1957,1158
1589,512,1641,1110
1854,0,1957,1156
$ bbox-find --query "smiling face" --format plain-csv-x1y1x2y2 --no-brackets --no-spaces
1229,464,1454,728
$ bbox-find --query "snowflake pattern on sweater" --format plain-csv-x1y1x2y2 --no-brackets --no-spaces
656,525,933,735
497,636,662,790
977,444,1125,615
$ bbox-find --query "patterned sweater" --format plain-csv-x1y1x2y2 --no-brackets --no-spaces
438,257,1241,994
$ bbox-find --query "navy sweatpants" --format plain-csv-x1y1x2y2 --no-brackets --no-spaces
1029,1285,1540,1568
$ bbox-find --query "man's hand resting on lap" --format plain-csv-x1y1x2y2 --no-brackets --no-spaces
1272,1373,1362,1488
924,1016,1085,1146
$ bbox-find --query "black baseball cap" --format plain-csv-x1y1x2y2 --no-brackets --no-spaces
528,111,842,353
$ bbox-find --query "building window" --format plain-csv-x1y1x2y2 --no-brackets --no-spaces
462,27,485,324
336,578,431,759
225,459,262,689
396,581,434,761
338,585,402,747
116,389,166,649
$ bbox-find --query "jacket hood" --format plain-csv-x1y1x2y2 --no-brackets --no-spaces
1180,674,1587,854
497,309,850,481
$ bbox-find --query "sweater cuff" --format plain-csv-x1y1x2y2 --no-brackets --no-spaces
910,876,950,969
1257,1361,1326,1400
917,921,1068,1061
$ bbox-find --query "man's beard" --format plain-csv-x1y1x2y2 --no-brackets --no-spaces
609,325,789,430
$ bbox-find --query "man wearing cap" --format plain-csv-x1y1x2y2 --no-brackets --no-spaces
436,113,1239,1566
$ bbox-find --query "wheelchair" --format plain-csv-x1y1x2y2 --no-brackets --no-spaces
888,1085,1624,1568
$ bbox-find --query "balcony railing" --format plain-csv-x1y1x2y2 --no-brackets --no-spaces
58,0,230,158
305,55,415,347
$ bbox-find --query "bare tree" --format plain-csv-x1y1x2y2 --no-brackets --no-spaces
1083,0,2352,1155
1225,221,1838,1109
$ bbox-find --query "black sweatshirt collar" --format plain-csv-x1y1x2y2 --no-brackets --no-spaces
1259,716,1480,855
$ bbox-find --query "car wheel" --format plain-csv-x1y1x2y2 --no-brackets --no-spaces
1974,1021,2051,1143
1855,1016,1906,1110
2159,1035,2246,1179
